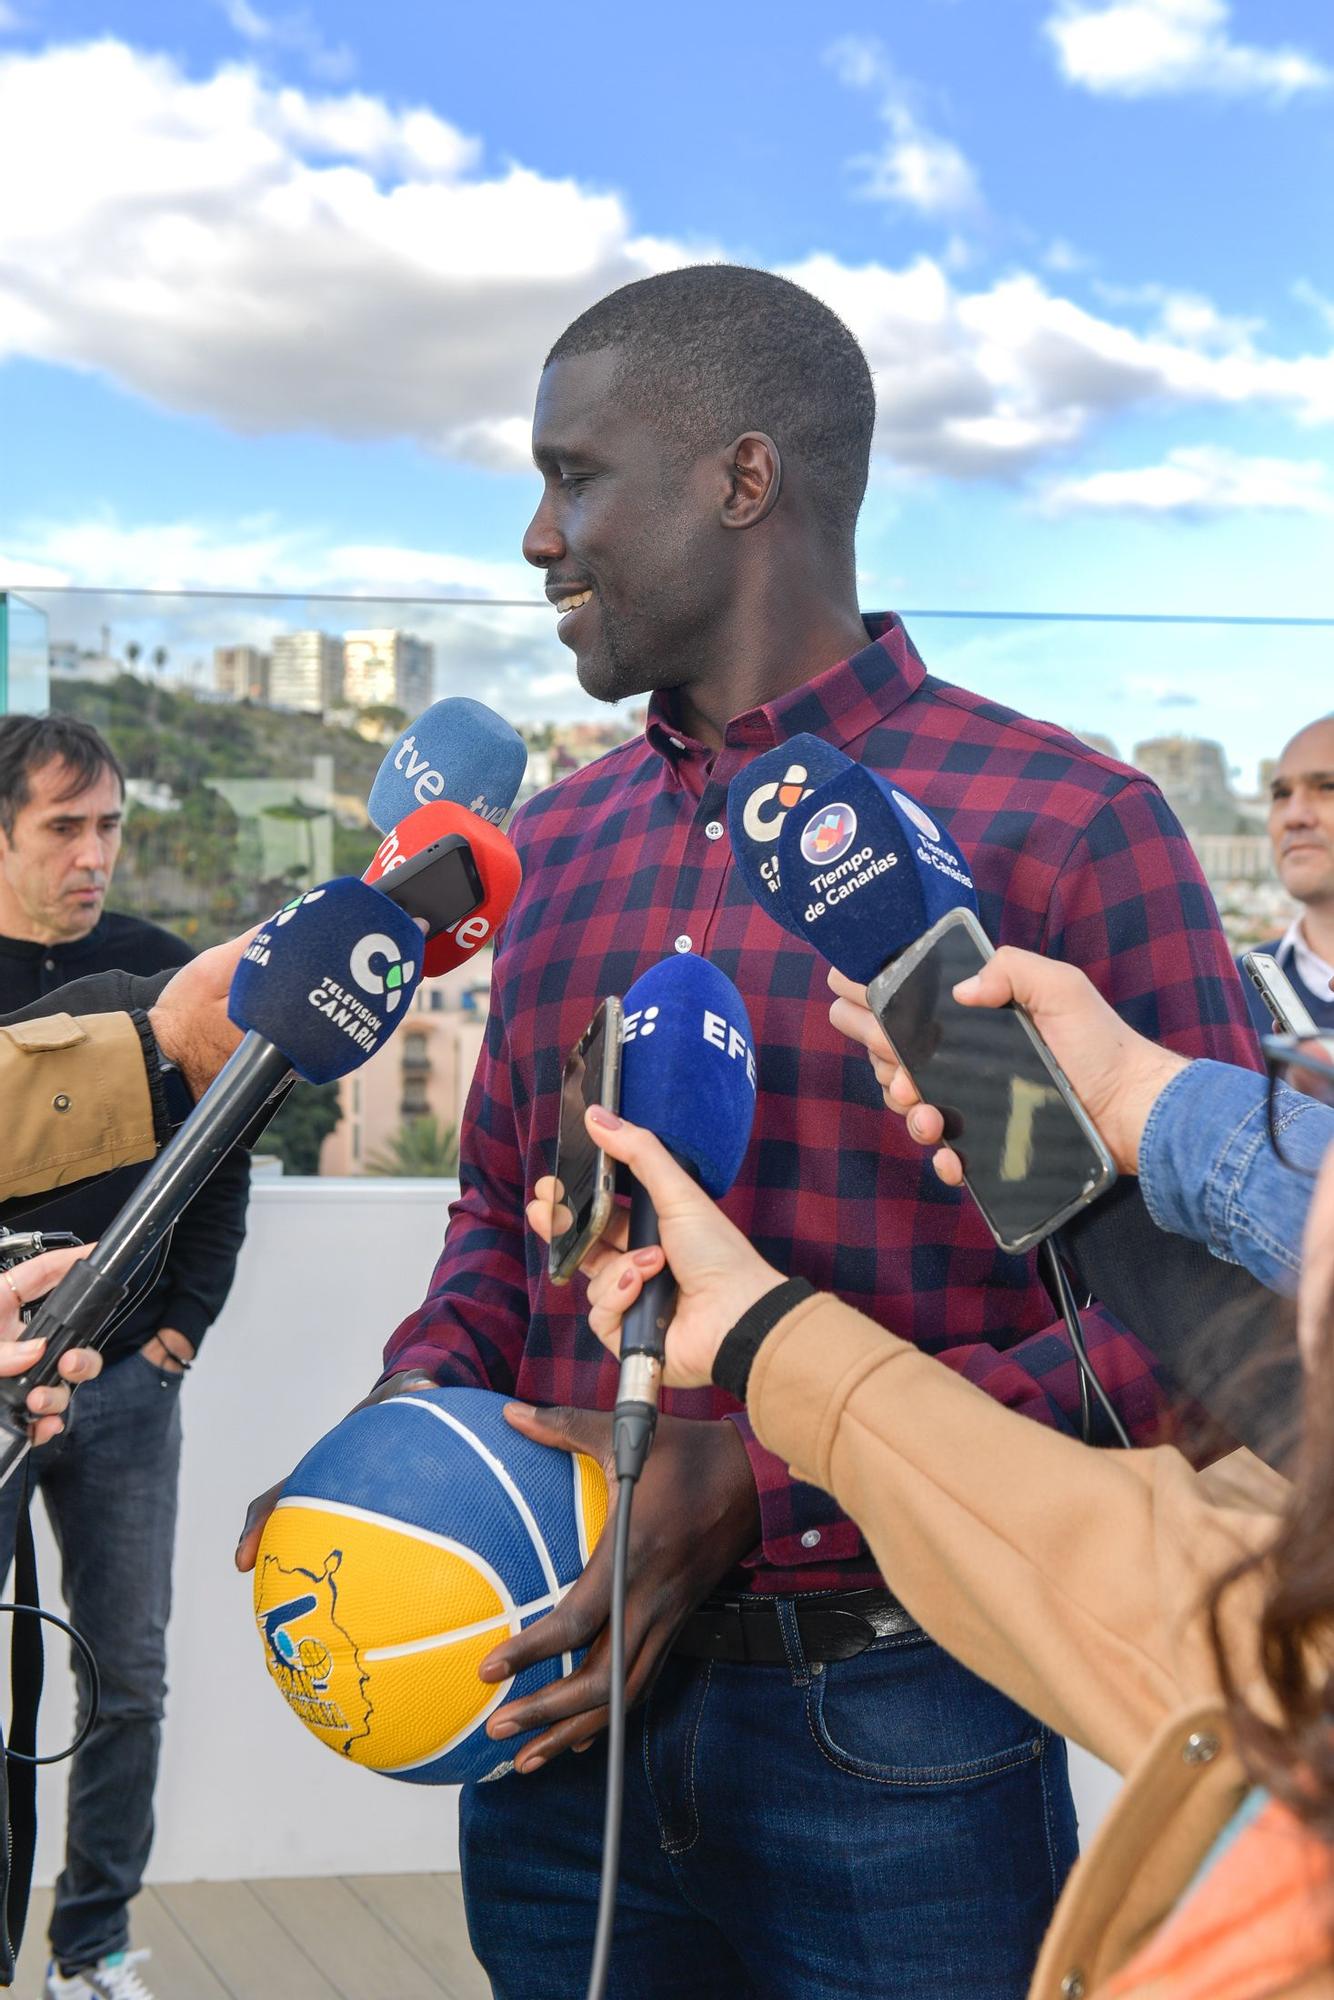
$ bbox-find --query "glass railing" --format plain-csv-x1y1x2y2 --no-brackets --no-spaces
3,585,1318,1171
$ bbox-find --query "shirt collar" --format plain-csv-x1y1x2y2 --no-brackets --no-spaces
643,612,925,769
1278,914,1334,1001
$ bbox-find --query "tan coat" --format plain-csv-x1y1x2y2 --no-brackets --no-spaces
0,1011,156,1204
747,1293,1331,2000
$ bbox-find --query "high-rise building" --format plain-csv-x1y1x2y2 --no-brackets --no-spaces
269,631,343,713
214,645,270,702
342,629,434,714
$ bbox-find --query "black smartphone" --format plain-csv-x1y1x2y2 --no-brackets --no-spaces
549,997,624,1284
376,835,484,939
866,908,1116,1255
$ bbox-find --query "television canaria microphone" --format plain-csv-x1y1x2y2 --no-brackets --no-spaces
726,734,855,927
367,697,528,835
364,801,522,977
0,878,425,1484
774,766,978,983
613,955,757,1480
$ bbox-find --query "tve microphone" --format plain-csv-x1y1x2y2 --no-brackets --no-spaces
613,955,757,1479
367,697,528,835
726,734,854,924
364,802,522,977
774,765,978,983
0,879,424,1485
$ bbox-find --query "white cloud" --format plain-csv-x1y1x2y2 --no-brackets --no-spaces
1045,0,1331,100
827,37,980,215
2,37,1334,491
1043,444,1334,516
219,0,354,83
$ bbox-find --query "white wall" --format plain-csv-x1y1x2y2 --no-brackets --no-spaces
28,1177,1120,1885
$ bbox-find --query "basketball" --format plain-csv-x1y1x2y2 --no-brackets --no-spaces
252,1386,609,1784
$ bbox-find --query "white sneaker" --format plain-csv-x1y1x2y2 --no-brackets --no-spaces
42,1948,156,1999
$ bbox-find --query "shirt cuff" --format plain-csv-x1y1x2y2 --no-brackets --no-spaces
723,1409,867,1570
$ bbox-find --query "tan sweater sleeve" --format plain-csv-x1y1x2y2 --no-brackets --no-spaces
747,1294,1279,1776
0,1012,157,1202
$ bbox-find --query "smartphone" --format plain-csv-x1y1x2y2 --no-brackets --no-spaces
376,835,484,939
866,908,1116,1255
548,997,624,1284
1240,951,1320,1038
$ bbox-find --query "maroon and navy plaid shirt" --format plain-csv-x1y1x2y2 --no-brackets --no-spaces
385,616,1261,1593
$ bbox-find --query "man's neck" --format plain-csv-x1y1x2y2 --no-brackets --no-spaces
1298,902,1334,972
666,580,870,751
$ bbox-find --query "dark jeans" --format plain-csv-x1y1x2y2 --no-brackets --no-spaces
461,1615,1079,1999
0,1351,182,1971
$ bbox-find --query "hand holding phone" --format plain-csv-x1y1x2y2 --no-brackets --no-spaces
865,912,1117,1254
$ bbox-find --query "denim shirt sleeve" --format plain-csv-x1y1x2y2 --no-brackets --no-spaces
1138,1059,1333,1295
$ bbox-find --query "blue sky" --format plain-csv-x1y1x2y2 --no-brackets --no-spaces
1,0,1330,783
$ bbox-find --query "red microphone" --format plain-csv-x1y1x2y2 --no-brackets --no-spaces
364,802,521,976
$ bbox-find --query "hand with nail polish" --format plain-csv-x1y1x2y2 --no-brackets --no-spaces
0,1242,102,1445
826,948,1188,1183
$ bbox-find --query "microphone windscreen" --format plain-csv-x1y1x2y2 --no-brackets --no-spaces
726,734,854,932
367,698,528,835
619,955,757,1197
363,803,522,977
775,767,978,983
229,878,425,1084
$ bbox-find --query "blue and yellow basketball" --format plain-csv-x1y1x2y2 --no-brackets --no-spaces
252,1387,609,1784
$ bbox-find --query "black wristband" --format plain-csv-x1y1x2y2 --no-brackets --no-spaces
129,1008,174,1149
712,1278,816,1403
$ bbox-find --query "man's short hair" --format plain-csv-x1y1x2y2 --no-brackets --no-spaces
546,265,876,550
0,715,126,836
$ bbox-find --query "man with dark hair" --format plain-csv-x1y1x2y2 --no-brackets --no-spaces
0,713,250,2000
239,264,1261,1997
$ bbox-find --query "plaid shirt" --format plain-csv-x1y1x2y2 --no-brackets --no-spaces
385,616,1261,1593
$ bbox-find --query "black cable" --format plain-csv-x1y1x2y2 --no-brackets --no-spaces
1043,1238,1131,1450
0,1603,101,1764
585,1481,635,2000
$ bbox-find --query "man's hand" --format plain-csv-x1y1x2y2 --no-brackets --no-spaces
479,1406,760,1772
149,926,259,1101
827,949,1189,1179
139,1327,196,1375
1,1243,102,1445
233,1367,436,1571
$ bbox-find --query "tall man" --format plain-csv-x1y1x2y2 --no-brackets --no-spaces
241,267,1260,1997
0,715,250,2000
1242,713,1334,1032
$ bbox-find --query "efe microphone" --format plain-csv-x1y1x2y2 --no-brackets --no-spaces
0,878,426,1485
611,955,757,1481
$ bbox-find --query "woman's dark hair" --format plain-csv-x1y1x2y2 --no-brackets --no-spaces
0,715,126,835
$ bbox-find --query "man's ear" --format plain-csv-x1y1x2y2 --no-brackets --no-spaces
721,432,782,531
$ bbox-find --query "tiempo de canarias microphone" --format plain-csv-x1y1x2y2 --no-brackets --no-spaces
612,955,757,1479
0,879,425,1483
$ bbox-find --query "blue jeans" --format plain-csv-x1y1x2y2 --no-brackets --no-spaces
460,1616,1078,1999
0,1351,182,1971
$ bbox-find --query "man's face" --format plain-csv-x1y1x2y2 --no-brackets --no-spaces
522,349,724,705
1269,720,1334,909
0,758,124,944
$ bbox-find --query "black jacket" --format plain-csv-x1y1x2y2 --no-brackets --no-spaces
0,913,249,1363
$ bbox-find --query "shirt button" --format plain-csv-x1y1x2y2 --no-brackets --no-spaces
1182,1730,1219,1766
669,736,686,750
1060,1973,1086,2000
673,934,693,954
52,1093,72,1113
704,820,725,841
44,958,56,973
800,1529,821,1549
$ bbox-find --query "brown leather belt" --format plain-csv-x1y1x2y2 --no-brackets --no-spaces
672,1588,918,1667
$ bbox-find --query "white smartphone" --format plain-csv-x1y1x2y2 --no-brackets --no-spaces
1240,951,1320,1038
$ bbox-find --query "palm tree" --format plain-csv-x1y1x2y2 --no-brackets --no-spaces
365,1116,460,1178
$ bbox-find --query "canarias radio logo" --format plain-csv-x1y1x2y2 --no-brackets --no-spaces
740,762,814,843
349,934,415,1013
800,803,858,865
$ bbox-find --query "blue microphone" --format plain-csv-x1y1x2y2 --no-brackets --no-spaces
613,955,757,1477
726,734,854,926
367,698,528,835
772,765,977,983
0,880,425,1481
